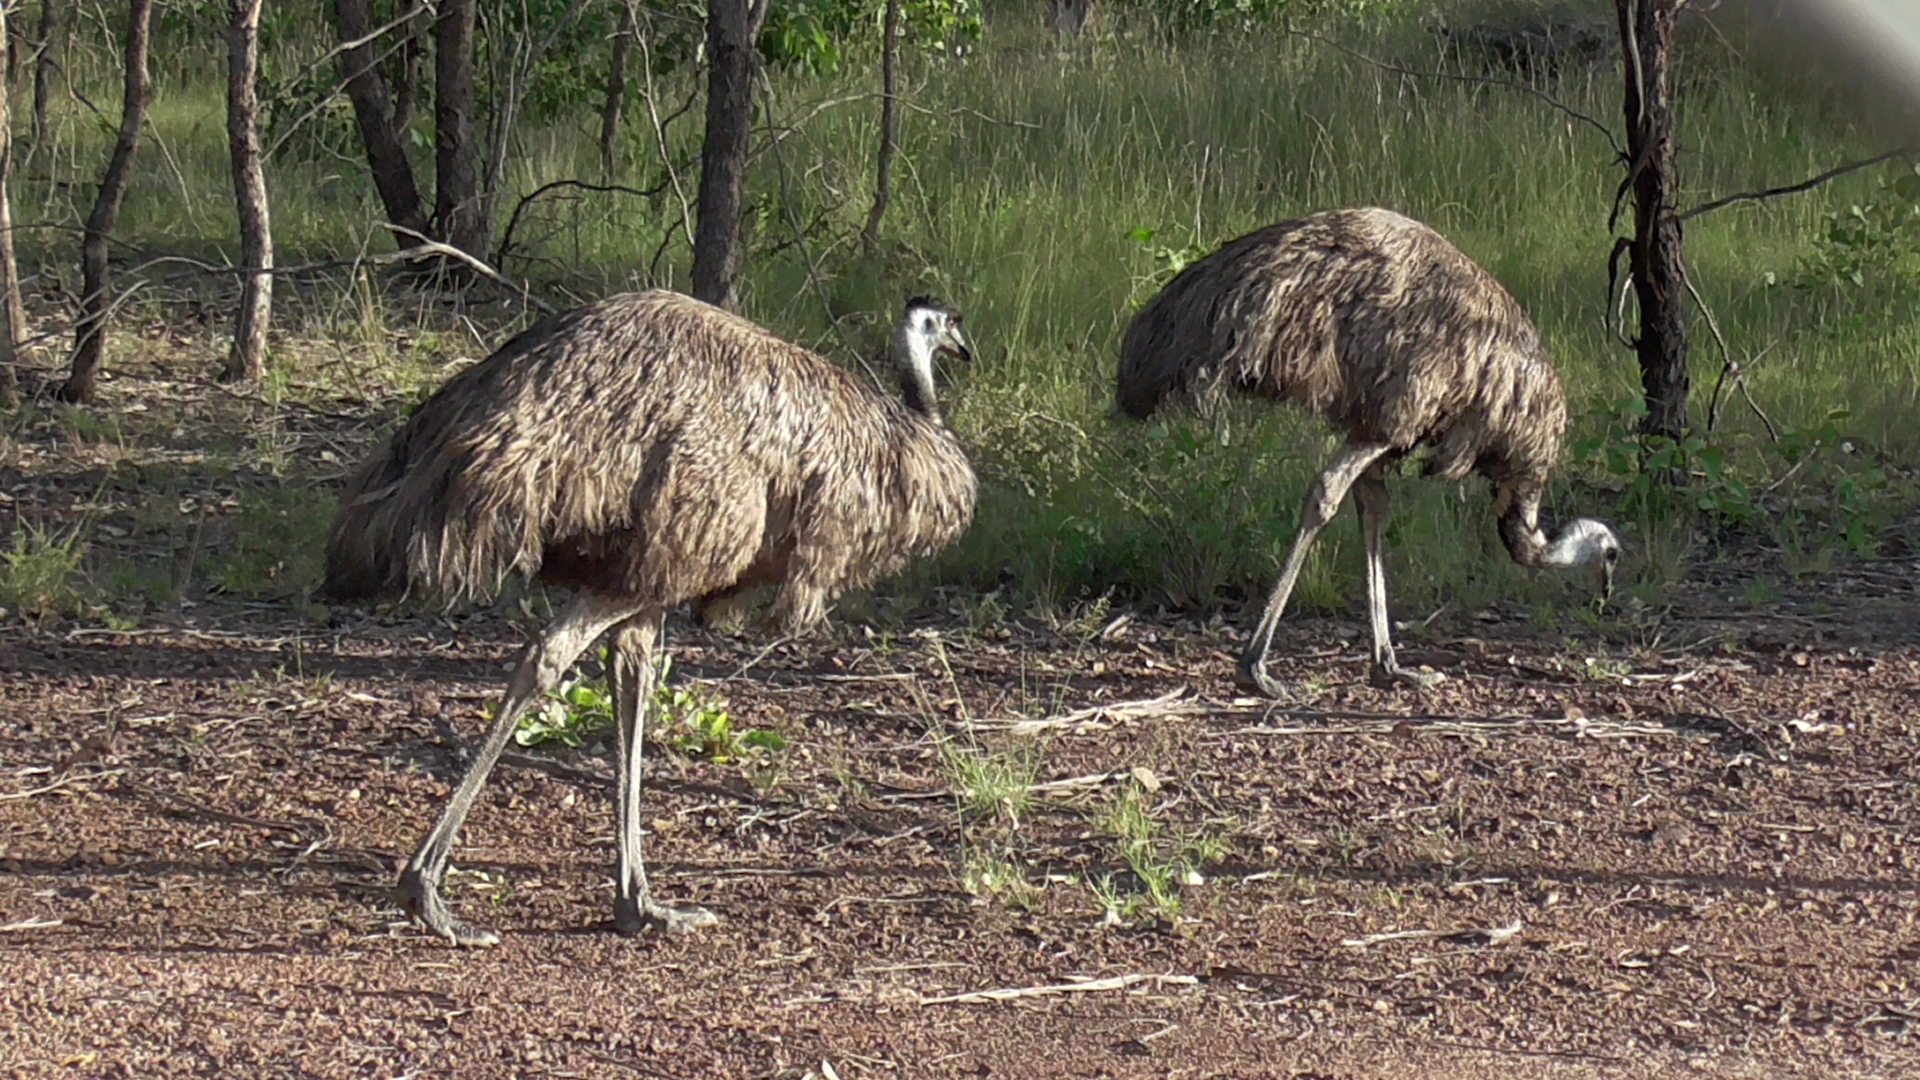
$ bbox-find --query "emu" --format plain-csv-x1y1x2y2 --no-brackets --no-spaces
1116,208,1619,698
325,291,977,945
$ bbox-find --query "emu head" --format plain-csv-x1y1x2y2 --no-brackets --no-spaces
1497,486,1622,600
894,297,972,420
1541,517,1623,600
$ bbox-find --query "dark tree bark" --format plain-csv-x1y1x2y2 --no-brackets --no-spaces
691,0,770,311
31,0,62,145
390,1,425,138
335,0,428,245
222,0,271,385
434,0,485,257
57,0,153,405
862,0,900,247
0,2,20,405
600,1,635,178
1616,0,1690,442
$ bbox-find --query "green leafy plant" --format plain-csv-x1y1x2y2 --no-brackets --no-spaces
512,654,787,762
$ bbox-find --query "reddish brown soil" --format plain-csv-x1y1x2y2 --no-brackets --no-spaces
2,595,1917,1079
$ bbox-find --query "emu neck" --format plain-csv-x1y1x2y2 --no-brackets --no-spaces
1496,484,1552,568
894,326,941,422
1498,485,1603,568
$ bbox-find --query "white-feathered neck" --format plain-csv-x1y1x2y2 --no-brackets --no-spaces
893,315,941,422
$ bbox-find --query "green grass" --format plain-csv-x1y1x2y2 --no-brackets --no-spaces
8,4,1917,620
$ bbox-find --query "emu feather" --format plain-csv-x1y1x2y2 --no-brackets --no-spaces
1117,208,1618,697
326,290,976,944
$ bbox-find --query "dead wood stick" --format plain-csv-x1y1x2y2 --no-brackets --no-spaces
919,972,1198,1006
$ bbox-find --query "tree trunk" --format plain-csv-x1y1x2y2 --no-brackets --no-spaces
691,0,770,311
600,2,635,178
1617,0,1689,442
862,0,900,247
391,1,425,138
31,0,61,146
0,2,19,406
56,0,153,406
335,0,428,245
222,0,271,385
434,0,484,258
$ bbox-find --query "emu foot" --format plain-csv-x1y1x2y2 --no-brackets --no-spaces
1369,660,1447,691
396,869,501,948
1234,657,1295,700
614,895,719,937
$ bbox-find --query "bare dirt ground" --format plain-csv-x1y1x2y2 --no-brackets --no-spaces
2,357,1919,1078
3,593,1918,1079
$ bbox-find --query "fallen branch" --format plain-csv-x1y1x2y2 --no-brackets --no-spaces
973,688,1200,736
0,917,62,932
920,972,1198,1005
1343,921,1523,949
0,768,126,801
383,225,560,316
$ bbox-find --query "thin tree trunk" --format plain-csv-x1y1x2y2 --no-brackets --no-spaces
862,0,900,247
391,1,424,138
691,0,770,311
600,1,635,178
0,2,19,406
31,0,60,145
56,0,153,406
434,0,484,258
222,0,271,385
335,0,428,245
1617,0,1689,442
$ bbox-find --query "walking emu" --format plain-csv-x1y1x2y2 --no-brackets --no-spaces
326,291,977,945
1117,208,1619,697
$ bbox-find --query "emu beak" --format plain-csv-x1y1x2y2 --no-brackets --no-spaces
941,324,974,364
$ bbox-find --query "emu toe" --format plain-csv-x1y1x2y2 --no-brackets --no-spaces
1370,661,1447,692
396,871,502,948
615,896,719,937
1233,658,1294,701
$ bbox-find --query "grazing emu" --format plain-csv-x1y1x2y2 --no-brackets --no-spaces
326,291,977,945
1116,208,1619,698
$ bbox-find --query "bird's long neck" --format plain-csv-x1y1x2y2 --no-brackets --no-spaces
1496,482,1553,568
893,325,941,423
1498,482,1601,568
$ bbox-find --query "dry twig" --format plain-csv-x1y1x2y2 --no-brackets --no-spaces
920,973,1198,1005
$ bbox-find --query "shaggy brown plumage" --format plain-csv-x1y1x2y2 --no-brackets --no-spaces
326,289,976,946
1117,208,1617,696
327,290,975,626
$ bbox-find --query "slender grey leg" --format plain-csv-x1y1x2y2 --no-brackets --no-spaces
1236,443,1392,698
396,592,642,946
608,609,718,936
1355,469,1445,690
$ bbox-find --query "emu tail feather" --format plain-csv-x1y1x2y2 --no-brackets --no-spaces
322,440,413,602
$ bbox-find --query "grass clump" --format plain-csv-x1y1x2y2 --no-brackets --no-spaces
1086,771,1229,926
0,522,90,620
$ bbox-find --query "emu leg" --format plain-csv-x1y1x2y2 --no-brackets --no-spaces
1237,442,1391,698
396,592,642,947
608,610,718,936
1355,469,1445,691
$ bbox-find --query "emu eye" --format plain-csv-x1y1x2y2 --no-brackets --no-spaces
1605,548,1619,563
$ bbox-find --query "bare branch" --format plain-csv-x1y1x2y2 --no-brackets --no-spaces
1678,147,1916,222
494,178,671,266
1288,27,1622,158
